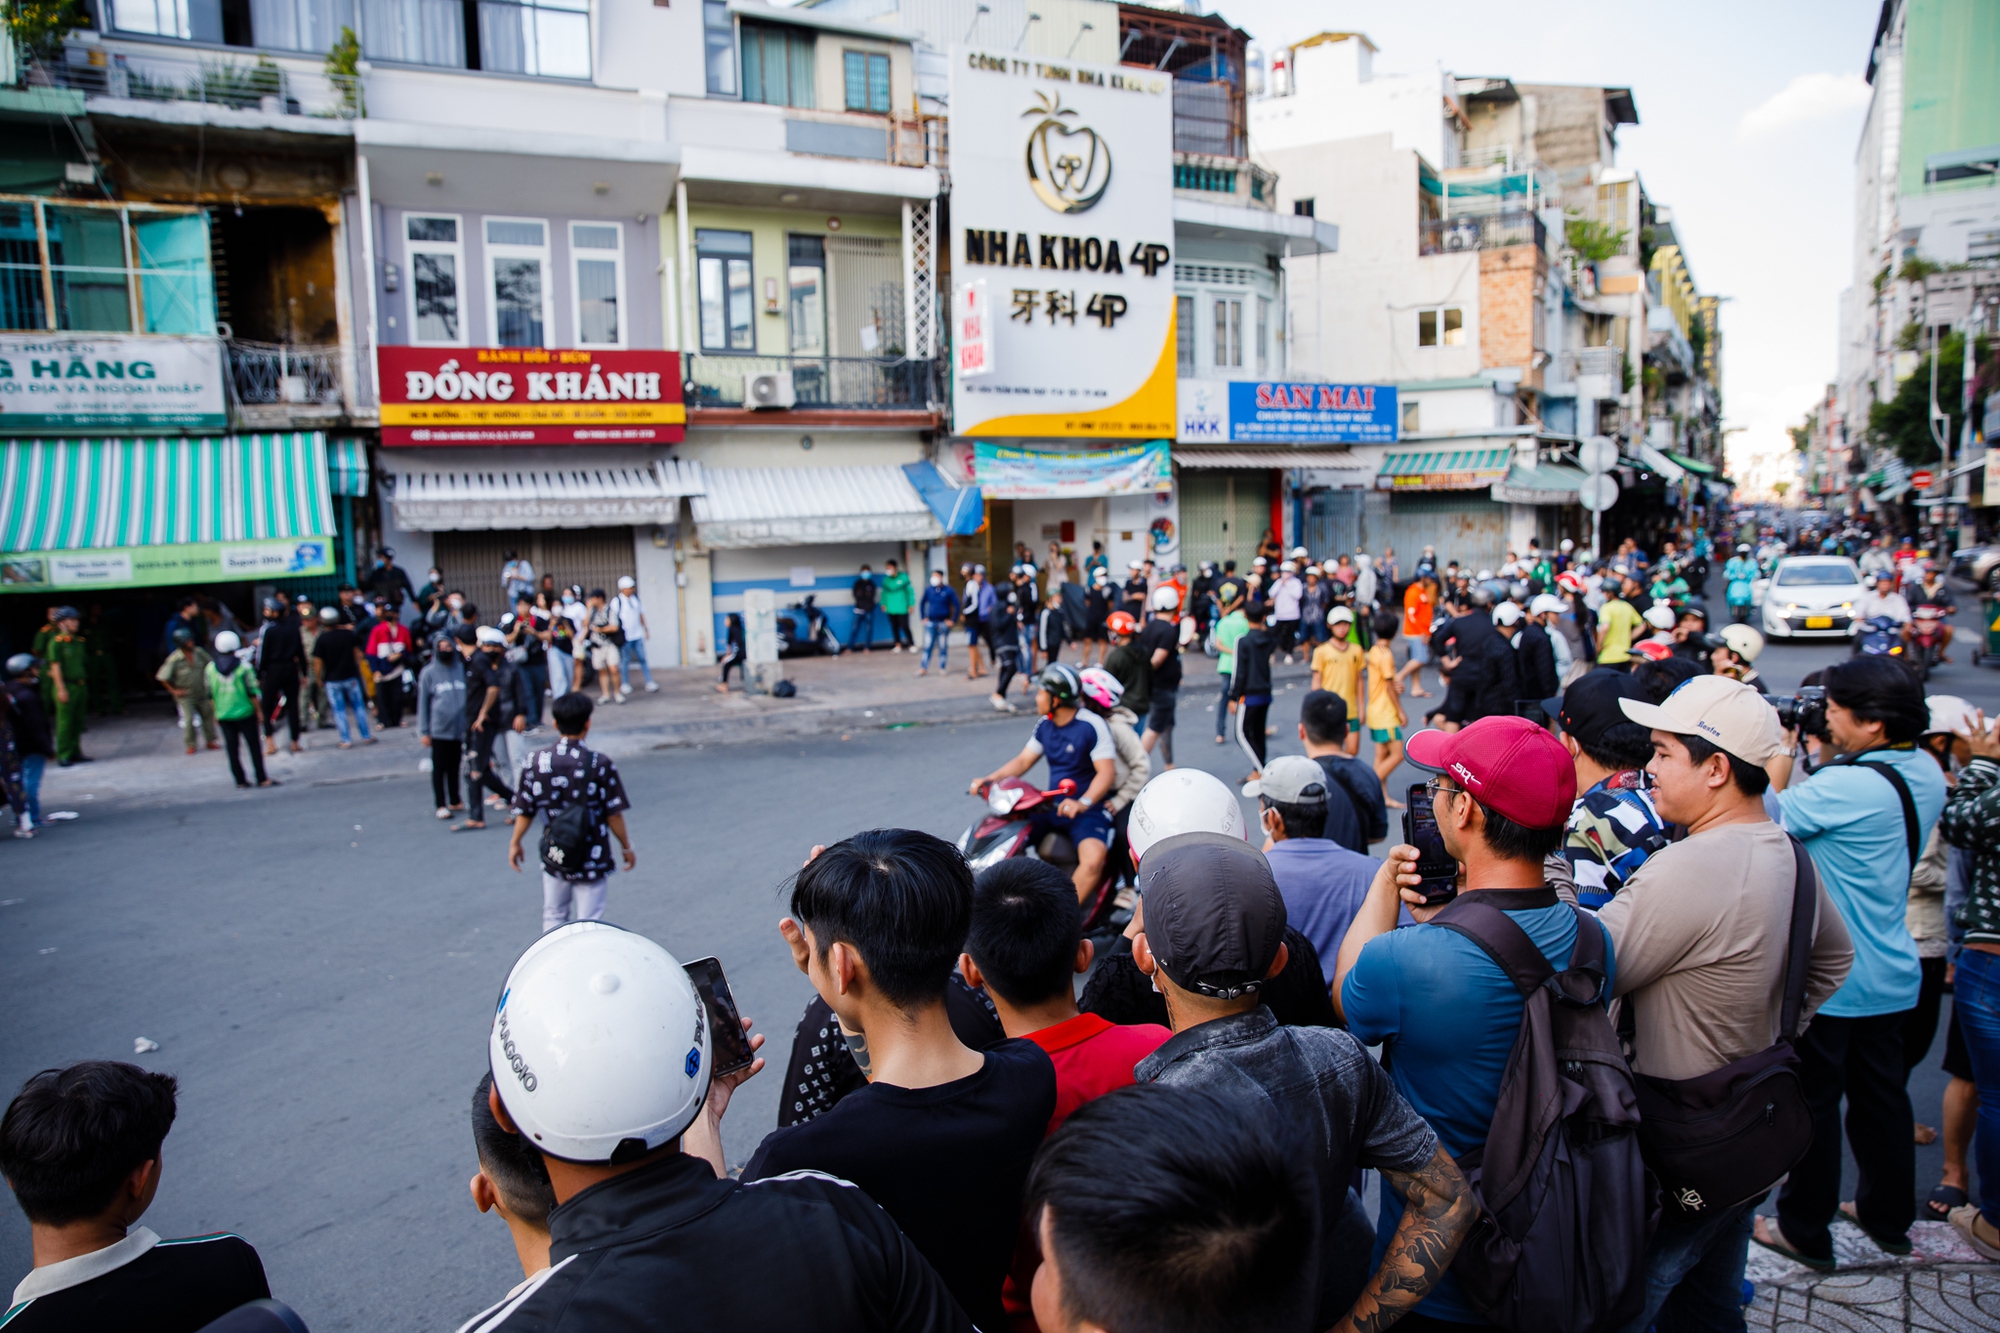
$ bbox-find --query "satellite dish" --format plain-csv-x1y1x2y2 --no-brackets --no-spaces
1579,473,1621,513
1578,436,1619,476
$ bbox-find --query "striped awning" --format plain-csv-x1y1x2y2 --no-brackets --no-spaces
692,465,943,549
385,455,704,531
1374,447,1513,491
1,433,335,554
328,437,371,497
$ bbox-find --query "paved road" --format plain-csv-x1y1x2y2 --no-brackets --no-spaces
4,594,1997,1329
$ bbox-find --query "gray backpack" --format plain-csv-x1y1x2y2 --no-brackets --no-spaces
1431,895,1658,1333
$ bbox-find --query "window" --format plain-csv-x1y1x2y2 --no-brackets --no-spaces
788,234,826,355
571,222,623,347
741,22,815,108
479,0,591,79
1213,297,1243,369
843,50,891,113
242,0,357,53
696,228,755,352
0,198,215,334
1596,180,1630,229
486,217,549,348
361,0,468,68
1176,295,1194,375
406,214,464,345
1401,400,1421,433
1255,296,1270,374
1417,307,1465,347
1292,198,1315,218
704,0,737,95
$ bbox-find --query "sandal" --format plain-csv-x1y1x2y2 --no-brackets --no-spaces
1751,1216,1836,1272
450,821,486,832
1948,1203,2000,1260
1838,1203,1912,1255
1925,1184,1970,1222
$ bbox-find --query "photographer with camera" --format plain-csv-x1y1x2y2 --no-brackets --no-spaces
1754,657,1945,1269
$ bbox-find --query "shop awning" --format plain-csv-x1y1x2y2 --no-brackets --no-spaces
2,433,335,554
1635,443,1687,483
1666,451,1718,476
1492,462,1590,505
385,454,704,531
1374,447,1513,491
328,437,371,497
901,461,984,537
692,465,943,549
1175,450,1369,471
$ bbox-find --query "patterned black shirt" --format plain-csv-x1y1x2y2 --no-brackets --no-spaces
510,736,630,881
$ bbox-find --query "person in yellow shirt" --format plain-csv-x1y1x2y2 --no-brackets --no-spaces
1595,574,1645,666
1310,606,1364,756
1364,610,1409,805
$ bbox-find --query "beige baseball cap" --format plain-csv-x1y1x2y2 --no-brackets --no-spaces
1618,675,1785,764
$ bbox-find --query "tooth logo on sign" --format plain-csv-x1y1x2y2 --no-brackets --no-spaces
1024,93,1112,214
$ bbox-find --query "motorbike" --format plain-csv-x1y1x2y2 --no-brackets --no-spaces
777,595,842,658
960,777,1119,930
1854,615,1909,661
1908,604,1949,681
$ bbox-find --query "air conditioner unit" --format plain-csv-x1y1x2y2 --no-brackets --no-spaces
745,371,795,409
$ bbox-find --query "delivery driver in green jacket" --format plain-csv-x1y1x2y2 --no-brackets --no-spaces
47,607,92,766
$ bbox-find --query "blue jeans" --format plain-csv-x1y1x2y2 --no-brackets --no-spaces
848,606,878,649
921,620,950,669
325,678,371,742
18,753,44,827
1611,1197,1755,1333
620,639,654,687
522,661,549,726
1955,948,2000,1225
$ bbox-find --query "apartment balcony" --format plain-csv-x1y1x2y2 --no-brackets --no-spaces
226,341,352,428
1172,153,1277,211
26,48,362,120
684,354,943,425
1419,210,1546,256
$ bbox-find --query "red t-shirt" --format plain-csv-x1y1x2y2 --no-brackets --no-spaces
1002,1012,1174,1333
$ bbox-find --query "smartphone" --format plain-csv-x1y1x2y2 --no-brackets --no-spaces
683,956,756,1077
1401,784,1461,907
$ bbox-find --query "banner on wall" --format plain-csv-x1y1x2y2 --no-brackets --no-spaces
0,537,332,591
376,347,684,445
974,440,1171,498
0,334,227,434
1178,378,1397,444
949,49,1176,439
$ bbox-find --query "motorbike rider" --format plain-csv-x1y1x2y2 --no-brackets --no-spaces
1708,623,1765,688
1908,566,1957,662
1856,571,1913,642
1724,544,1758,624
1078,665,1150,888
971,663,1117,905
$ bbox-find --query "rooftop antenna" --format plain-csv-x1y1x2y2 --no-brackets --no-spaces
1067,21,1093,58
1016,11,1040,51
964,4,989,44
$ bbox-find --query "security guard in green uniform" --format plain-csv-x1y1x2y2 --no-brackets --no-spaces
46,607,92,766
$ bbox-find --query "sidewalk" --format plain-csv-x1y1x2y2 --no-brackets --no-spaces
29,645,1141,811
1745,1219,2000,1329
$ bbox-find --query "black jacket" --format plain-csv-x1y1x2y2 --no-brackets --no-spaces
1228,626,1276,700
851,576,878,611
461,1151,972,1332
1037,606,1068,653
5,680,52,757
255,617,306,676
1446,612,1520,723
1512,621,1560,701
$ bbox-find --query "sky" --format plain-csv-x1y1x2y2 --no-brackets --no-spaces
1185,0,1885,484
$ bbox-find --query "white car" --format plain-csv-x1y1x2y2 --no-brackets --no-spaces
1760,556,1867,640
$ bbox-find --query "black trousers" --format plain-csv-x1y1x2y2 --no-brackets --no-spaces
1906,955,1948,1077
993,644,1022,699
430,738,463,809
260,670,301,742
1775,1009,1916,1257
374,674,407,729
219,716,267,785
467,725,512,805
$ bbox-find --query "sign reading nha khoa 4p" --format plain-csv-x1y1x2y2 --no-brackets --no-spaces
950,49,1175,439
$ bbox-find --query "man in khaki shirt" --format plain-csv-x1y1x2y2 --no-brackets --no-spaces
154,629,218,754
1601,676,1852,1330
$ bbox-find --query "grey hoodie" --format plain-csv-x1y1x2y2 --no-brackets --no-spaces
415,653,470,741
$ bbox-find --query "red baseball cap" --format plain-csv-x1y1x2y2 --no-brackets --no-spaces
1404,716,1577,829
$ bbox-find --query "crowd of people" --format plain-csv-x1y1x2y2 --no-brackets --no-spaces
6,510,2000,1333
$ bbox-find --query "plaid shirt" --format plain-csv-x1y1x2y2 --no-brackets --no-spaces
510,736,630,881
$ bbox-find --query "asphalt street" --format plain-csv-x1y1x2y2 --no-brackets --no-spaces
3,592,1997,1329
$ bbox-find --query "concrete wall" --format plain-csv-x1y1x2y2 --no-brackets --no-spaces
1249,35,1452,166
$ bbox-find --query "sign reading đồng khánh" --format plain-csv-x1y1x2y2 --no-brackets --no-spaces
376,347,684,445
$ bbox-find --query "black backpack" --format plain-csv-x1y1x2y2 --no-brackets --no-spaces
1430,895,1656,1333
538,799,593,876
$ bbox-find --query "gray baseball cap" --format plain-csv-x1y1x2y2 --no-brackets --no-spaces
1240,754,1329,804
1138,832,1287,1000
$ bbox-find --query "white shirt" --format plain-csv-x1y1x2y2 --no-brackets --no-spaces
614,592,646,640
1271,574,1304,620
13,1227,160,1304
1857,590,1911,624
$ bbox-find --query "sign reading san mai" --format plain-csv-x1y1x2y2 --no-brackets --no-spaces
0,334,227,433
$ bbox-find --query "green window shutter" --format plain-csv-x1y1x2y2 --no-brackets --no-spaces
868,53,889,112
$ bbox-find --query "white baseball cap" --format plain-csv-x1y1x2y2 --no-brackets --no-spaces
490,922,710,1164
1493,601,1524,625
618,575,636,589
1643,603,1678,630
1529,594,1566,616
1926,695,1983,737
1328,606,1355,624
1128,768,1247,862
476,625,507,645
1619,676,1784,764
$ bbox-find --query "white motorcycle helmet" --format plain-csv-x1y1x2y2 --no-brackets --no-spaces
490,922,710,1164
1127,768,1248,864
1150,584,1181,612
212,630,241,653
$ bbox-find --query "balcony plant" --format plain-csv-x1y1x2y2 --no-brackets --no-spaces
4,0,85,64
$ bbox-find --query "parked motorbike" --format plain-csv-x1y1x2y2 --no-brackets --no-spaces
1854,615,1909,661
1908,604,1949,682
960,777,1118,930
776,595,842,658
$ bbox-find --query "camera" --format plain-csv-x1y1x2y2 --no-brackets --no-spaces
1768,685,1828,741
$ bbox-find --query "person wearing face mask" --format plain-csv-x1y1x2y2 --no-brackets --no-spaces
253,597,306,756
544,590,577,700
917,569,961,677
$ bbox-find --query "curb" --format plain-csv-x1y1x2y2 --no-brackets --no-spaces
641,692,1024,748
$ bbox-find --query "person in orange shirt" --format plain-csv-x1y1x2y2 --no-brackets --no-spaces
1397,573,1437,698
1309,607,1364,756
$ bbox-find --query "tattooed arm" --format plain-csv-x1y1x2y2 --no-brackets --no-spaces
1331,1146,1478,1333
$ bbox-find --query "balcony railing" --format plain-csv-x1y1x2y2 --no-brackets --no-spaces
1562,347,1624,380
1419,209,1547,256
26,50,362,119
227,341,345,408
684,355,942,412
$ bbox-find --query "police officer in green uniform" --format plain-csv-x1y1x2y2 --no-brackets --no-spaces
46,607,92,766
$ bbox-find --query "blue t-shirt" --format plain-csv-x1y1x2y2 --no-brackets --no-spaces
1264,839,1391,968
1779,747,1945,1018
1025,710,1115,794
1342,895,1615,1323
